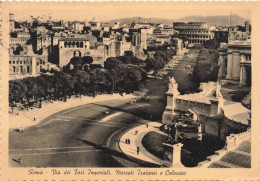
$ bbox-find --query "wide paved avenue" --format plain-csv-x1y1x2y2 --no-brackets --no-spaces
9,98,158,167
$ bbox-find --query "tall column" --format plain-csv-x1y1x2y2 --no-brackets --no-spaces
239,65,247,86
232,51,241,80
218,53,225,79
226,52,233,79
31,57,36,75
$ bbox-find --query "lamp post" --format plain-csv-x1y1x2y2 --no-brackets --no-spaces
39,98,42,108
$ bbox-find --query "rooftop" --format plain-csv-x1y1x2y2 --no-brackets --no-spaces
59,37,89,41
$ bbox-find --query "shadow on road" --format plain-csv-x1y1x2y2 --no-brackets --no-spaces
91,103,160,127
73,137,160,168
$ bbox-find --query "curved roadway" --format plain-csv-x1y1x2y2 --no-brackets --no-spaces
9,98,159,167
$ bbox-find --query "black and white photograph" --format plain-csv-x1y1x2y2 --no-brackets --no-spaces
1,1,259,180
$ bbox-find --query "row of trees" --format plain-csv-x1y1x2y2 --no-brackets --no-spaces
9,52,147,109
145,49,176,72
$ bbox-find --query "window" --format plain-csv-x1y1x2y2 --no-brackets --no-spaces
20,61,22,64
13,61,15,64
13,66,16,73
9,61,11,64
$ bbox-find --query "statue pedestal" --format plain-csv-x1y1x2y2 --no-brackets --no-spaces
162,109,175,125
163,143,184,167
162,91,177,125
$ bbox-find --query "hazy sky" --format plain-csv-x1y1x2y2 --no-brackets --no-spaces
11,4,250,22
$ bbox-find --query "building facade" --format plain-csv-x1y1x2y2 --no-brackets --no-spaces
9,45,48,76
58,37,90,67
173,22,214,44
218,40,251,86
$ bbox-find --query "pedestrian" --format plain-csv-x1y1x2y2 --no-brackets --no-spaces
137,146,140,155
33,117,36,121
125,139,128,144
135,130,138,135
128,139,131,144
146,124,149,128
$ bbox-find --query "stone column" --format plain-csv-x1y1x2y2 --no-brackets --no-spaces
172,143,183,166
226,52,233,79
239,65,247,86
232,51,241,80
31,57,36,75
218,53,224,79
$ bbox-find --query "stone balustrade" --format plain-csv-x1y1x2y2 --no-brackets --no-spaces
226,129,251,151
198,129,251,168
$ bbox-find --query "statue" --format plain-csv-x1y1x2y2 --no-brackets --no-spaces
216,82,222,98
168,76,180,97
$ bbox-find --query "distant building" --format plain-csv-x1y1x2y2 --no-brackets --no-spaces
58,37,90,67
10,32,31,48
173,22,214,44
218,21,251,87
9,44,48,76
218,40,251,87
9,13,23,32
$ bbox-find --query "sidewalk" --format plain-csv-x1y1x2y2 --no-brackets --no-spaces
119,122,166,166
9,93,136,129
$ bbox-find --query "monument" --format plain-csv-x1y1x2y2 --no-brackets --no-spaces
162,76,180,125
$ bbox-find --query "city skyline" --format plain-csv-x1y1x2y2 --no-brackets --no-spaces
11,8,250,22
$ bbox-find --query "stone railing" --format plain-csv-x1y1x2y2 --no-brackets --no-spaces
197,129,251,168
226,129,251,151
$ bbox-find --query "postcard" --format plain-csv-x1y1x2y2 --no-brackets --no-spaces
0,1,259,180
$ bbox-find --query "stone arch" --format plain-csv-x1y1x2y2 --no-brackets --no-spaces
73,50,82,57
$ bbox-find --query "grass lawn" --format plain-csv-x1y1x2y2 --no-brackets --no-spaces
142,130,225,167
142,131,166,160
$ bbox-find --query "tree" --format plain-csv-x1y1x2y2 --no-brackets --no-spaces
124,51,134,57
83,56,94,64
106,69,119,92
104,57,122,70
73,70,91,96
90,68,107,95
126,68,142,91
69,56,83,70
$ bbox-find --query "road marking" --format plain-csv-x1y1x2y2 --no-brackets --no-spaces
106,128,124,147
37,119,56,127
71,120,127,128
10,146,93,152
11,150,101,156
100,112,123,122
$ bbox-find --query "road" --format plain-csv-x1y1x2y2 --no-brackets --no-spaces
9,98,160,167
